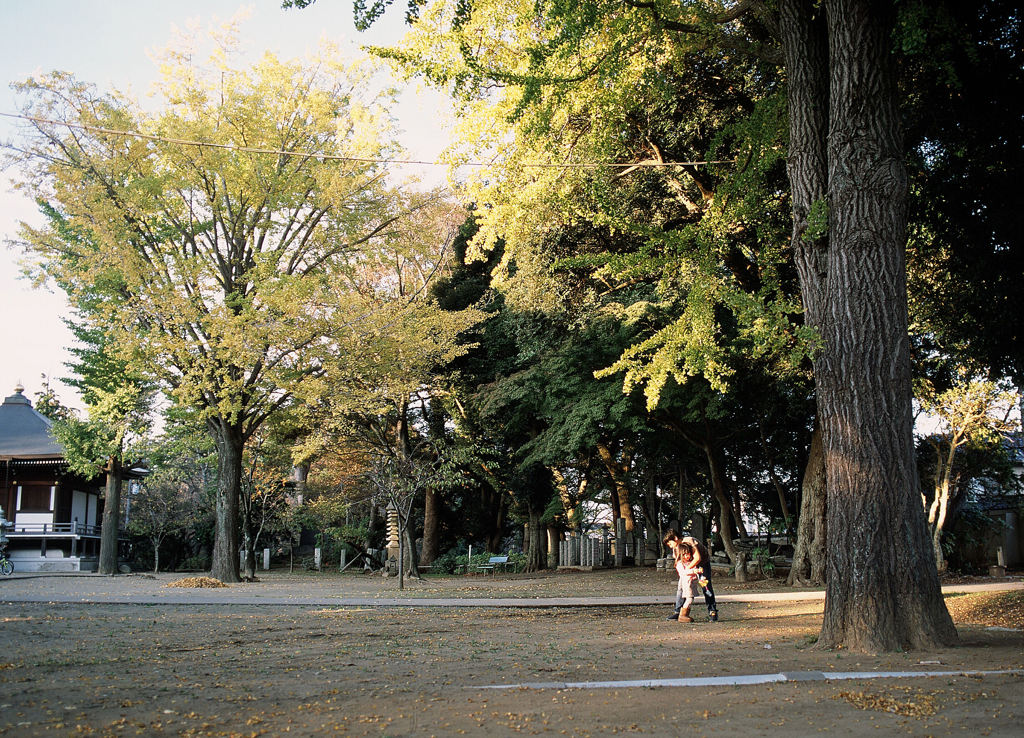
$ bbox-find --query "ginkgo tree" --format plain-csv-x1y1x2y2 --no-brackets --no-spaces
294,196,486,581
8,20,420,582
364,1,812,577
325,0,962,652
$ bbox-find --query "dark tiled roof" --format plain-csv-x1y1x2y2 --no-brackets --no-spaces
0,387,63,459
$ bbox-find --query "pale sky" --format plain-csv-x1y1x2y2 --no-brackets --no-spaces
0,1,453,409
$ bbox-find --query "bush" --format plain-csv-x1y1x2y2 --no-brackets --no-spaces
178,554,210,572
429,547,463,574
452,550,526,574
506,551,527,572
751,546,776,578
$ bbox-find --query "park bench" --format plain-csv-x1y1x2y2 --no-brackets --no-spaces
476,555,510,574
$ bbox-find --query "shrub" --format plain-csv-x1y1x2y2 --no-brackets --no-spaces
178,554,210,572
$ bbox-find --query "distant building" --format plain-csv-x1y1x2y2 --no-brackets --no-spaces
986,433,1024,569
0,384,104,571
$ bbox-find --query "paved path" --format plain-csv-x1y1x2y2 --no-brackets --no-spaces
0,576,1019,607
473,667,1024,691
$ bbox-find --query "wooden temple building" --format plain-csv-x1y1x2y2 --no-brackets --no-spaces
0,384,105,571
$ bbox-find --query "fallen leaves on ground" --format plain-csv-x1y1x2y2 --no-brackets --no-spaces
163,576,227,589
944,590,1024,630
833,689,940,716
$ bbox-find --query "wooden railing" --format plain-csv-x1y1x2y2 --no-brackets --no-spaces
7,522,102,537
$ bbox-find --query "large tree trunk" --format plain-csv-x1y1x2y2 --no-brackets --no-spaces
98,456,122,575
479,481,507,553
420,487,442,565
706,446,747,582
787,424,827,586
209,418,243,583
421,394,447,566
781,0,957,651
524,506,546,572
546,525,560,569
781,0,830,592
552,467,582,532
595,441,637,532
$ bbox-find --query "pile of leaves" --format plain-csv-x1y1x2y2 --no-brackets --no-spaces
833,689,939,717
163,576,227,589
943,589,1024,629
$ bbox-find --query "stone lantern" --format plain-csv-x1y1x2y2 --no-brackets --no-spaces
384,504,400,577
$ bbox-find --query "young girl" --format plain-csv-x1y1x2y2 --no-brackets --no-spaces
663,530,699,622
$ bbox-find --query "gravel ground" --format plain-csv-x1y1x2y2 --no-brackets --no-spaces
0,569,1021,736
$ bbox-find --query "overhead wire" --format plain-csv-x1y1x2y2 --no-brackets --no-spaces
0,111,735,170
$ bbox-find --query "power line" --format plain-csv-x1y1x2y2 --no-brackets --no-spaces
1,111,735,170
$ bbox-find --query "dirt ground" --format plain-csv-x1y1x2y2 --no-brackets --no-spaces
1,569,1022,737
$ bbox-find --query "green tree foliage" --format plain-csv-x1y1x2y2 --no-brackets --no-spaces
917,376,1019,572
345,0,968,649
127,413,218,572
902,1,1023,388
288,195,486,578
8,21,414,581
399,6,811,575
127,469,197,573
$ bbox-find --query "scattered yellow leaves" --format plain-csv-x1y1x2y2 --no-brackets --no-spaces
944,590,1024,630
833,690,939,717
163,576,227,589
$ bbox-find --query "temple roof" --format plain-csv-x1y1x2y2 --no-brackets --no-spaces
0,385,64,460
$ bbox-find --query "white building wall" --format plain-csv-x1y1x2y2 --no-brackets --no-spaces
71,490,89,526
10,512,54,528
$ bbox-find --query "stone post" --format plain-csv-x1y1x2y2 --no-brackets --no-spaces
615,518,626,567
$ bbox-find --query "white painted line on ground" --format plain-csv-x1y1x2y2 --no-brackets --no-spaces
471,668,1024,691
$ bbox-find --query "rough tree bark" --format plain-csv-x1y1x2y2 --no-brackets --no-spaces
780,0,957,651
420,398,447,566
401,522,420,580
97,455,122,575
547,525,560,568
524,507,546,572
780,0,830,593
595,440,637,532
787,425,827,586
704,443,748,581
208,417,243,583
420,487,442,565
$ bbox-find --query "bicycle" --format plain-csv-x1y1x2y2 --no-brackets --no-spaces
0,551,13,575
